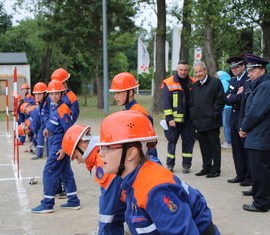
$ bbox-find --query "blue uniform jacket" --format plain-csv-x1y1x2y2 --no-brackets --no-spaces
241,73,270,150
122,160,220,235
62,89,80,123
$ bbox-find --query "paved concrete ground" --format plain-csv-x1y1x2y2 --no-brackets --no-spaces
1,119,270,235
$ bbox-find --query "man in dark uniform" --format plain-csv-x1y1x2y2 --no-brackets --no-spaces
161,60,196,173
240,54,270,212
225,56,250,185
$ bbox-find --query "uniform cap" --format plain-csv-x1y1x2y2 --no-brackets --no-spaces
226,56,244,69
244,54,269,71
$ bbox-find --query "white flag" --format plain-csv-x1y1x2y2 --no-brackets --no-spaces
137,38,150,74
153,39,169,72
171,26,182,71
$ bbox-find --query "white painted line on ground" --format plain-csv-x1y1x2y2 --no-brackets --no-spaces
0,176,41,181
0,164,12,167
11,160,34,233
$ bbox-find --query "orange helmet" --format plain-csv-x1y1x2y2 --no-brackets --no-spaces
20,83,30,90
62,124,91,160
33,82,47,93
25,118,31,128
18,124,25,136
51,68,70,82
97,110,157,146
109,72,139,92
20,102,30,113
47,80,66,93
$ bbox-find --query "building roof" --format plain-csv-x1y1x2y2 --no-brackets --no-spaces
0,52,28,65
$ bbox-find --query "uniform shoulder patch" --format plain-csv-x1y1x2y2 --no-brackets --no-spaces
66,91,77,104
58,104,71,118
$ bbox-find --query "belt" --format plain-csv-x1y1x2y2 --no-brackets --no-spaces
49,132,62,136
201,221,215,235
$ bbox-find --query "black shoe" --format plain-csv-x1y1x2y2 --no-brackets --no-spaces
206,172,220,178
243,204,268,212
240,181,252,187
195,169,210,176
182,167,190,174
242,188,253,196
31,156,43,160
167,165,174,172
227,177,244,183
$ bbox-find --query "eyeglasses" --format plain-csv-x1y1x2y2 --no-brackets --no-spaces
99,145,123,154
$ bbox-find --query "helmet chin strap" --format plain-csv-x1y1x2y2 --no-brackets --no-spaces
123,90,130,105
117,144,128,176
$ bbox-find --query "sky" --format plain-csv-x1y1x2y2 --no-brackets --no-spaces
3,0,182,28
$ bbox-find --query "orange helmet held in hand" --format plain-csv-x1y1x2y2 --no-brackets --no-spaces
51,68,70,82
97,110,157,146
20,83,30,90
47,80,66,93
110,72,139,92
33,82,47,93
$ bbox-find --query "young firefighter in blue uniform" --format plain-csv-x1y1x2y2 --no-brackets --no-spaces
32,82,48,159
97,110,220,235
20,102,39,155
51,68,80,123
110,72,157,158
51,68,80,198
31,80,80,213
62,124,126,234
20,83,36,105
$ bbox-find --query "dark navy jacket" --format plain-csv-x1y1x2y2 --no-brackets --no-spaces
241,73,270,150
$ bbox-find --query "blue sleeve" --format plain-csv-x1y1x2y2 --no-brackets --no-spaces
146,184,200,234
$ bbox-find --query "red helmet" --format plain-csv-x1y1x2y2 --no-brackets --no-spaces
97,110,157,146
33,82,47,93
62,124,91,160
110,72,139,92
20,102,30,113
47,80,66,93
51,68,70,82
20,83,30,90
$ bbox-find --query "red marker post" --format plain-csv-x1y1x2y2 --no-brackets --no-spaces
5,80,9,134
13,67,20,177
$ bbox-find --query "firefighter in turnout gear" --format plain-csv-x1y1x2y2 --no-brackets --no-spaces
161,60,196,173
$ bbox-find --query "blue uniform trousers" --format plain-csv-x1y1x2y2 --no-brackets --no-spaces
41,134,79,209
36,128,44,157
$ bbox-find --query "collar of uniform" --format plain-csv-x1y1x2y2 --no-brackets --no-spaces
125,99,137,110
200,74,208,85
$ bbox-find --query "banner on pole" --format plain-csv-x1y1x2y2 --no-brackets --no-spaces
137,38,150,74
171,26,182,71
153,40,169,72
194,47,202,62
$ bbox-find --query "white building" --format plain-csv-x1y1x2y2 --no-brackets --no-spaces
0,52,31,111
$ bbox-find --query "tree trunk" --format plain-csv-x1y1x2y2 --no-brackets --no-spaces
180,0,191,62
203,21,217,77
261,20,270,60
44,43,52,84
95,52,104,109
153,0,166,114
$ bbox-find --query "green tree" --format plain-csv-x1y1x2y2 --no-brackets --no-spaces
0,3,12,35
